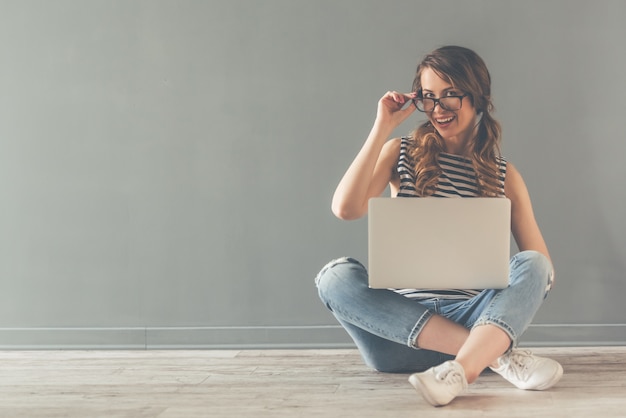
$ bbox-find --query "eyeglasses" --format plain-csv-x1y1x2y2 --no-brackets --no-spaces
412,94,469,112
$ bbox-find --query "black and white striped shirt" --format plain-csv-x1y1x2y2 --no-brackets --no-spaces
393,136,507,300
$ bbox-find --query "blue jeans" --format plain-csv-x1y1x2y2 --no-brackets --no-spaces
315,251,554,373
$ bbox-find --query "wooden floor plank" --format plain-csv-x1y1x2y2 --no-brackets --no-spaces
0,347,625,417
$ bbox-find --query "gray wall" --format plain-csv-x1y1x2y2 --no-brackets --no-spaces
0,0,624,349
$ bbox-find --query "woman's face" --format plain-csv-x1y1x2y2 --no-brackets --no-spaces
419,67,477,146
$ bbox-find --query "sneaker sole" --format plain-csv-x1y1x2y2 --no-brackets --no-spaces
532,363,564,391
408,373,443,407
494,362,564,390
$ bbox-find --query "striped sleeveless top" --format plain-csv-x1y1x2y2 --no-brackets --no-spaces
393,136,508,300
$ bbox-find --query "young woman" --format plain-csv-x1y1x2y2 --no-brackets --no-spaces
315,45,562,407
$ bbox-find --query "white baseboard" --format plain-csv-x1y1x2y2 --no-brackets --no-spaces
0,324,624,349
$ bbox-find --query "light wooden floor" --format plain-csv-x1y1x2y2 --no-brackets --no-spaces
1,347,625,417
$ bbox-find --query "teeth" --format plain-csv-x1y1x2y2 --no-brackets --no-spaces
436,116,454,123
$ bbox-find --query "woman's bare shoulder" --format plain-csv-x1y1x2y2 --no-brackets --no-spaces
382,137,402,155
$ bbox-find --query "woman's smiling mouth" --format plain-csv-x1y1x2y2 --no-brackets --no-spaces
435,115,455,125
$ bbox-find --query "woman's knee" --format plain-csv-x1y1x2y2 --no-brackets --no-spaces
314,257,368,304
315,257,366,288
510,250,554,296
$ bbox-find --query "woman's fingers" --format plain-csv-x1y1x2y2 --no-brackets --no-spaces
376,91,417,126
381,91,417,110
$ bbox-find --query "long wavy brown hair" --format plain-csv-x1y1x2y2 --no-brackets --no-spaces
407,46,503,197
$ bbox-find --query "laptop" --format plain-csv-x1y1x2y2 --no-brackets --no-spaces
368,197,511,289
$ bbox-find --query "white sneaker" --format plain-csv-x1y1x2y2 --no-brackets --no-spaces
408,361,468,407
490,349,563,390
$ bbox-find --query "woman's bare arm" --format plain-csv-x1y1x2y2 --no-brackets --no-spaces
331,91,416,220
505,162,552,265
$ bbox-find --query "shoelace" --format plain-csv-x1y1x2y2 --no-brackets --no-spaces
504,350,534,380
435,366,464,385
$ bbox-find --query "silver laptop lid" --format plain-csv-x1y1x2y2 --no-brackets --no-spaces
368,197,511,289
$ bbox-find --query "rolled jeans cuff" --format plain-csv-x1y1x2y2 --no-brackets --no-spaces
409,310,434,348
471,318,517,347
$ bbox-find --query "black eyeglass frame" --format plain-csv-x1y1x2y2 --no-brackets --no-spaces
412,93,469,113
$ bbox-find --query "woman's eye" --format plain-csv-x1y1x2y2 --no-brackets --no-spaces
446,91,460,96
